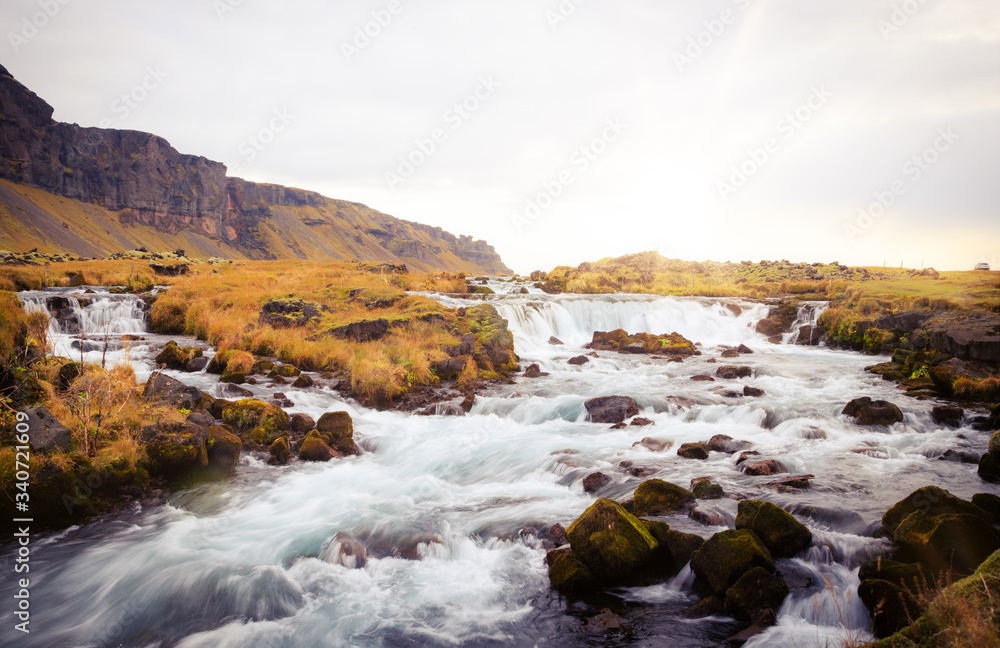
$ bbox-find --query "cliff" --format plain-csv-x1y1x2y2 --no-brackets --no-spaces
0,64,511,273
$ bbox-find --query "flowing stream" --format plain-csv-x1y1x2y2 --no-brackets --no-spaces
5,283,999,648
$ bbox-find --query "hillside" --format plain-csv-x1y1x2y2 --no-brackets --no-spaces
0,64,510,274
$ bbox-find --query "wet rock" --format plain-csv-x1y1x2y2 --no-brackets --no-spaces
541,523,568,547
220,399,290,447
585,395,640,424
735,500,812,558
721,348,740,358
691,478,725,500
641,519,705,576
762,475,813,491
564,498,659,586
634,436,671,452
717,365,752,380
931,405,964,427
546,547,595,593
690,506,731,527
743,386,765,398
725,609,777,646
315,411,357,455
685,595,725,618
842,397,904,426
583,471,611,493
568,355,589,365
584,608,629,635
155,341,203,370
219,383,253,399
629,417,653,427
22,407,71,453
142,422,208,481
205,426,241,479
882,486,993,537
298,436,335,462
290,413,315,434
292,373,314,389
632,479,696,516
143,372,207,411
709,434,752,454
725,567,789,622
735,450,760,465
677,442,710,460
740,459,787,476
893,509,1000,575
690,375,715,382
185,356,208,372
523,363,545,378
186,410,215,427
268,436,291,465
271,364,301,378
737,344,754,354
548,336,564,345
691,529,776,595
858,578,921,639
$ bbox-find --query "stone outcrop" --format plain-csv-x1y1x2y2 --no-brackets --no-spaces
0,65,511,273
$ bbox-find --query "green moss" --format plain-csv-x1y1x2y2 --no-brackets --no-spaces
690,529,775,595
724,566,790,621
735,500,812,558
633,479,696,516
882,487,991,537
692,478,725,500
221,399,289,446
565,498,659,585
547,547,596,593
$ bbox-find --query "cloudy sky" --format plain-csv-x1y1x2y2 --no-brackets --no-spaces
3,0,999,272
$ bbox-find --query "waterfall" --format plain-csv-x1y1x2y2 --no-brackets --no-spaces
783,301,829,345
18,287,151,372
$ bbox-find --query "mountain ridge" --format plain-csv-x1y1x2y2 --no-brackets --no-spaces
0,63,511,273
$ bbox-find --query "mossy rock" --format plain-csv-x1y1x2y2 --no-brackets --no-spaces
979,452,1000,483
298,436,334,462
290,413,315,434
565,498,659,586
859,578,922,639
210,397,233,420
641,519,705,576
990,430,1000,457
254,359,275,374
57,361,83,389
315,411,356,455
632,479,696,516
735,500,812,559
220,369,246,385
690,529,775,595
882,486,992,536
272,364,301,378
692,478,724,500
220,399,290,447
677,442,710,460
269,436,290,465
893,509,1000,575
155,341,202,370
205,426,241,479
724,566,789,621
859,559,932,593
463,304,517,372
972,493,1000,521
144,423,209,481
547,547,596,593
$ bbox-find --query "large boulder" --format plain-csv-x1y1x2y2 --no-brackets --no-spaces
735,500,812,558
546,547,596,593
842,397,904,426
882,486,993,537
632,479,696,516
21,407,72,453
143,372,209,411
464,304,518,372
564,498,659,586
677,442,710,460
980,430,1000,483
269,436,291,465
691,529,776,595
892,510,1000,575
154,341,202,370
330,318,391,342
259,298,324,328
716,365,753,380
725,567,789,622
584,396,640,424
142,422,208,481
220,399,290,447
315,411,357,455
298,436,334,462
204,426,241,479
641,519,705,576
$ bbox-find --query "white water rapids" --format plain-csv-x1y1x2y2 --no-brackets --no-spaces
5,284,998,648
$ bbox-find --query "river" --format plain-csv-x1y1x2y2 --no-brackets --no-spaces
5,282,997,648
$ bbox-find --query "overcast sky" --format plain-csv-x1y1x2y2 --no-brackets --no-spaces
3,0,999,273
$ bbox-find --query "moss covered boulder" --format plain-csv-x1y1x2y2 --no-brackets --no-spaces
641,519,705,576
205,426,241,479
221,399,290,447
691,529,776,595
269,436,291,465
842,396,904,426
724,566,789,621
143,422,209,481
632,479,696,516
315,411,357,455
892,509,1000,575
546,547,596,593
155,341,202,371
564,498,659,586
463,304,518,373
858,578,921,639
735,500,812,558
692,478,725,500
677,442,710,460
980,430,1000,483
299,436,334,462
882,486,992,537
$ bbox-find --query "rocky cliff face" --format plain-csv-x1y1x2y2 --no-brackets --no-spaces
0,64,511,273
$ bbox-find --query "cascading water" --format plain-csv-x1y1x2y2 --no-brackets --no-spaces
3,285,998,648
783,301,829,345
